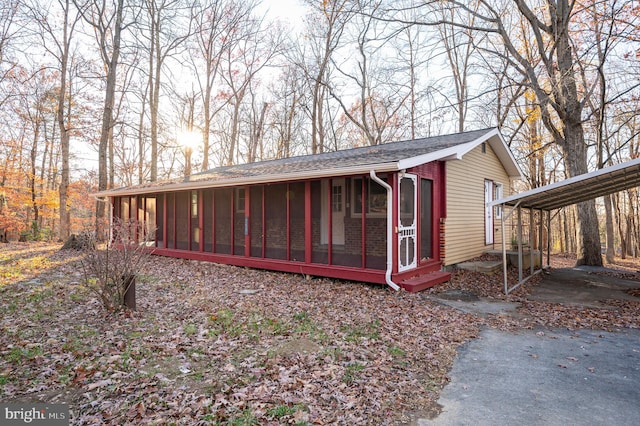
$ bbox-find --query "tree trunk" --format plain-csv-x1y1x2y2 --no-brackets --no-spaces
57,3,71,239
95,0,124,240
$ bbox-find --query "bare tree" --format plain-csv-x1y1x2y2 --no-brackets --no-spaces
436,2,480,133
30,0,82,240
190,0,255,170
75,0,130,239
420,0,604,265
218,13,283,165
299,0,353,154
140,0,193,182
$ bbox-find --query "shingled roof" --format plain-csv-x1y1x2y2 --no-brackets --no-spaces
97,127,521,197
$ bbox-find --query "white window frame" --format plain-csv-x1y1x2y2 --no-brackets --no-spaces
235,188,245,213
494,182,503,219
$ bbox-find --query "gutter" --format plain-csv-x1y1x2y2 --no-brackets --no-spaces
369,170,400,291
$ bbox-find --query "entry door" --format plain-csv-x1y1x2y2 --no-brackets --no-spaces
398,174,417,272
485,180,494,244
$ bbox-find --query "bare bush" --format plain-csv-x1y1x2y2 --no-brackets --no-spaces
81,218,154,312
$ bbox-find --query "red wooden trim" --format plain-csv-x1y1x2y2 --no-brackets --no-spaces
261,186,265,258
244,187,251,257
150,247,388,285
286,183,291,261
172,193,177,249
304,181,312,263
141,195,146,245
187,192,192,251
162,194,167,249
211,189,216,253
230,188,235,255
198,190,204,252
361,176,366,268
328,178,332,265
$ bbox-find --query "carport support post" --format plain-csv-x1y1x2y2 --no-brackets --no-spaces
518,206,523,284
529,208,534,276
546,210,551,267
501,206,508,294
538,209,544,270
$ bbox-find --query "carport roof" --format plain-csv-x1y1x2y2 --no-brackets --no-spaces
490,157,640,211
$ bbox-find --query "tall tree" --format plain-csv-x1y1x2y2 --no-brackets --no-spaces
30,0,82,240
190,0,255,171
141,0,193,182
218,12,282,165
426,0,605,265
76,0,129,238
299,0,353,154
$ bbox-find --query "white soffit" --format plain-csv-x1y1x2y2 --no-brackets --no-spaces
490,157,640,211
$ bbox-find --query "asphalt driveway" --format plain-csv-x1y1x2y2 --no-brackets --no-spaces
422,327,640,426
421,266,640,426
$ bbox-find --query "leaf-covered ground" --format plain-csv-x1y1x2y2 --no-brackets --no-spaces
1,243,639,425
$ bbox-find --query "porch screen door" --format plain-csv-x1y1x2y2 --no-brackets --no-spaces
398,174,417,272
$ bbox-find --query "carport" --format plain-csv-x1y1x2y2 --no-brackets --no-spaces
490,157,640,294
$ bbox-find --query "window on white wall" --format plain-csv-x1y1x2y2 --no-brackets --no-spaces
494,183,503,219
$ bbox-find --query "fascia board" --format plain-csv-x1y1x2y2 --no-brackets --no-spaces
94,161,401,198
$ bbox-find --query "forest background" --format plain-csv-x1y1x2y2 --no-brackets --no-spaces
1,0,639,264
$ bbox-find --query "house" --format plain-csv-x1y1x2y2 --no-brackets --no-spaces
96,128,522,292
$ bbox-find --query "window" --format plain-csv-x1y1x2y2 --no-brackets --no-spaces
191,191,198,218
494,182,503,219
332,184,342,212
352,177,387,216
235,188,245,213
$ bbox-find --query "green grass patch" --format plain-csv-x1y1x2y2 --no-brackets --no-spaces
184,323,198,336
226,408,259,426
342,362,365,384
7,346,43,364
388,345,406,358
341,319,380,342
266,404,297,419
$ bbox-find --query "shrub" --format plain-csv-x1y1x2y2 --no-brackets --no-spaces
80,218,154,312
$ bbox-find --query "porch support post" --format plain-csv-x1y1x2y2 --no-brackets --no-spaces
286,183,291,261
304,181,312,264
361,176,366,268
199,190,204,252
230,189,234,255
262,186,266,258
172,194,177,249
162,194,167,249
245,187,250,257
211,190,216,253
328,178,332,265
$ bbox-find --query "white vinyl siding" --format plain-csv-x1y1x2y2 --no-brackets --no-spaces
444,143,511,266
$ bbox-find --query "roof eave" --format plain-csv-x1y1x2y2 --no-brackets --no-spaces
94,161,401,198
398,128,524,179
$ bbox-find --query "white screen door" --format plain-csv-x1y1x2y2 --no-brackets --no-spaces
398,174,417,272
